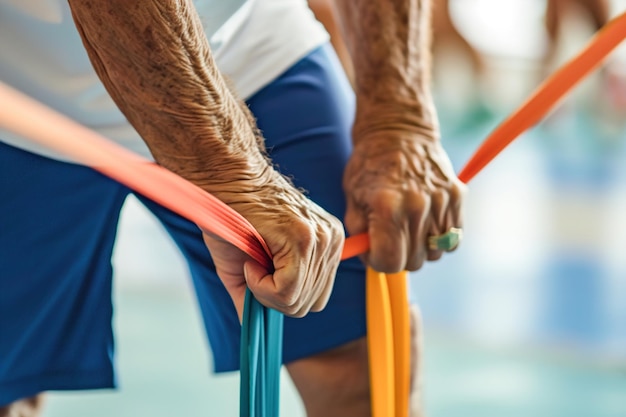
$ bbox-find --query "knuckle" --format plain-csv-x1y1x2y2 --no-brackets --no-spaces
329,223,345,252
291,220,315,252
329,215,345,235
371,189,403,215
406,192,430,216
449,181,467,203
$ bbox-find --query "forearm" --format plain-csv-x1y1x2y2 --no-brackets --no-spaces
334,0,437,141
67,0,271,191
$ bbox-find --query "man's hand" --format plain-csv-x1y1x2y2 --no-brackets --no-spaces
203,172,345,318
343,127,465,273
67,0,345,319
333,0,466,273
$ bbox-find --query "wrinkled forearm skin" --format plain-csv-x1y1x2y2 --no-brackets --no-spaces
335,0,453,214
68,0,274,194
67,0,345,319
335,0,437,139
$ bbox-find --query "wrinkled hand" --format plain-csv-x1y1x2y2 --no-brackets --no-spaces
343,129,466,273
202,172,345,319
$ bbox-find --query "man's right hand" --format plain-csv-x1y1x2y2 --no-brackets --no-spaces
202,172,345,319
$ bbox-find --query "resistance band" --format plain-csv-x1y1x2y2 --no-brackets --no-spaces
1,10,625,416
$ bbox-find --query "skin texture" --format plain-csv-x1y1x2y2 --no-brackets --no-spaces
334,0,465,273
2,1,464,416
67,0,345,319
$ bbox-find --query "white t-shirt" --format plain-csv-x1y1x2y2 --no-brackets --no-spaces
0,0,328,161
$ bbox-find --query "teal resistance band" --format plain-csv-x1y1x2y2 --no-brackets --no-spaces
240,290,283,417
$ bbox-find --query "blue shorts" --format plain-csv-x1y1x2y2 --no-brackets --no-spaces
0,44,367,405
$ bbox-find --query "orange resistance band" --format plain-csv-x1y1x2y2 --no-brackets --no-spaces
1,11,625,416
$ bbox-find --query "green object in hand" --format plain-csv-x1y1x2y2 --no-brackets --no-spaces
428,227,463,252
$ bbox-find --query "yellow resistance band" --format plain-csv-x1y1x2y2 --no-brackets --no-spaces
367,268,411,417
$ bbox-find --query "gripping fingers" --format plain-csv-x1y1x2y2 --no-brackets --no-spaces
248,214,343,318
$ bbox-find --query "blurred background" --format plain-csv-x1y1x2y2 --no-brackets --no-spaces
44,0,626,416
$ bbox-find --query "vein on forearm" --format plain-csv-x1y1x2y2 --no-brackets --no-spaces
335,0,436,132
68,0,270,186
